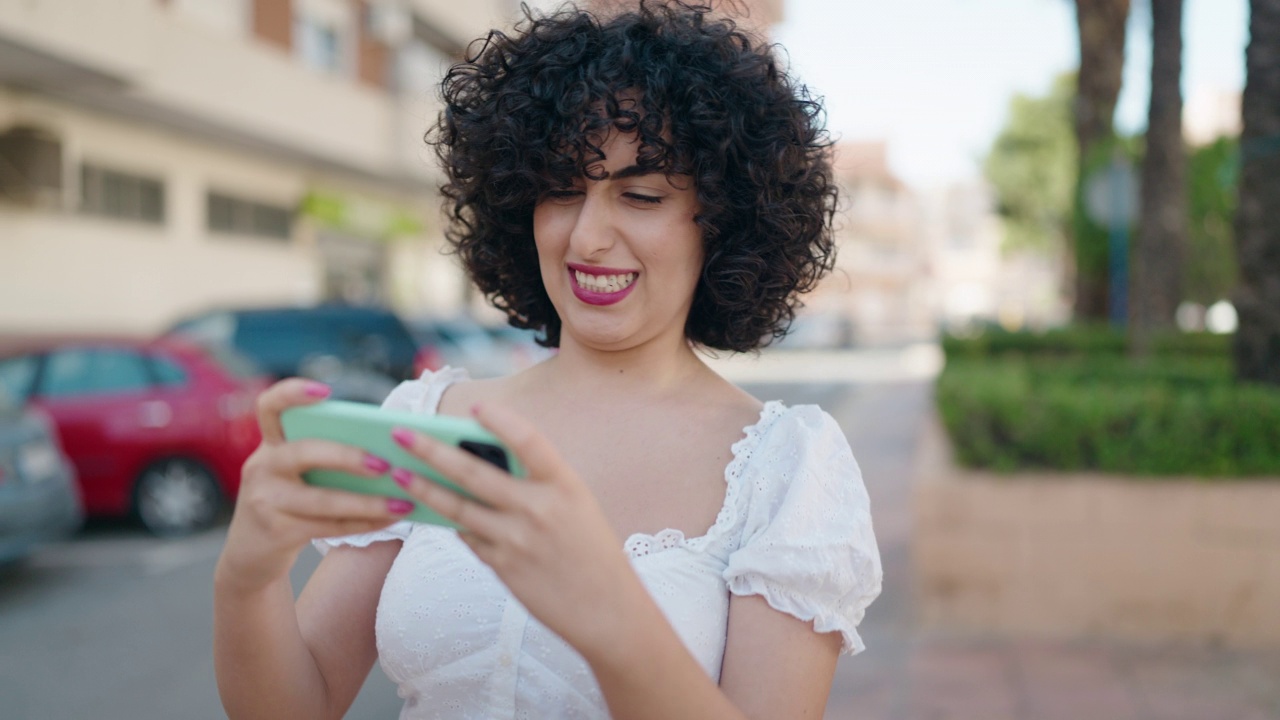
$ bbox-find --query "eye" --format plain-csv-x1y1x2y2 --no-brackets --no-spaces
623,192,663,205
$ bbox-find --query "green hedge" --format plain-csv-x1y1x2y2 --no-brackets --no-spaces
936,355,1280,478
941,325,1231,359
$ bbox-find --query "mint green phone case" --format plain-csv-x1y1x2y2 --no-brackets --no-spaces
280,400,525,528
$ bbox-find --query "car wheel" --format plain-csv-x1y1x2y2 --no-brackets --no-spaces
133,458,222,536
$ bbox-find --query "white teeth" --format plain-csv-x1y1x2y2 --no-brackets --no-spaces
574,270,636,293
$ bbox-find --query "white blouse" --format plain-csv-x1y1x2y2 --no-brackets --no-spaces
316,368,882,719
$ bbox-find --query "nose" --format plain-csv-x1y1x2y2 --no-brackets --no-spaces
567,189,617,260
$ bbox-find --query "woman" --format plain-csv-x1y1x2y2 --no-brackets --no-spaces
213,3,882,718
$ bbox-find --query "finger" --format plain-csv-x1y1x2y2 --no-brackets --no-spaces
470,402,565,482
390,428,521,509
294,516,407,544
394,467,506,537
256,378,332,444
277,483,414,523
271,438,392,479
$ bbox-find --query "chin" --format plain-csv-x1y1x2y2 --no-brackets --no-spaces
567,325,635,351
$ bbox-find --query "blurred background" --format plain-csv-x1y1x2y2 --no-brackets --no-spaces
0,0,1277,718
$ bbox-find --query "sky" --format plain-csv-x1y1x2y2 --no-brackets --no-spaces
772,0,1250,188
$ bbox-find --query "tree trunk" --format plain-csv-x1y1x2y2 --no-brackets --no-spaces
1073,0,1131,321
1234,0,1280,384
1130,0,1186,356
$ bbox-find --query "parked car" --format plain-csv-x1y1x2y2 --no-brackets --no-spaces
409,317,557,379
166,304,441,402
0,386,83,564
484,323,556,371
409,316,513,379
0,337,267,536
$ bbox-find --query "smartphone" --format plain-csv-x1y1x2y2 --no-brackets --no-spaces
281,400,525,528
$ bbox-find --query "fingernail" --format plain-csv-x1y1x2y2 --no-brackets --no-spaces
364,454,391,473
391,427,415,448
392,467,413,489
387,498,414,515
305,382,331,398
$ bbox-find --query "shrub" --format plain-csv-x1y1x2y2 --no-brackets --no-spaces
936,355,1280,477
941,325,1230,359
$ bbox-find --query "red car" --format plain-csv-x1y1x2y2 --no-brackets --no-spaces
0,336,267,535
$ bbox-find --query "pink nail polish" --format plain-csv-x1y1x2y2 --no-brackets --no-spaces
387,498,414,515
392,468,413,488
364,455,391,473
304,382,331,398
391,427,415,448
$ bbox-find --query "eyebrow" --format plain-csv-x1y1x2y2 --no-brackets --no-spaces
605,165,659,180
551,164,665,186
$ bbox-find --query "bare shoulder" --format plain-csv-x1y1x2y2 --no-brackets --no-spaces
695,367,764,431
436,375,507,417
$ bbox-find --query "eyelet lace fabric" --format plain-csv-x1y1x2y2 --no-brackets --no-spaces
623,528,685,557
313,367,882,719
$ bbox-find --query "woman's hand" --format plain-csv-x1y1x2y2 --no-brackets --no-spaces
215,378,414,593
387,403,644,656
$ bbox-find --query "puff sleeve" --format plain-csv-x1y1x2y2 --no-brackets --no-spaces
312,367,470,555
722,405,883,654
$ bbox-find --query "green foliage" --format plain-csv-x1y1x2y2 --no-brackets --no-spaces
984,73,1077,253
935,338,1280,477
941,324,1229,359
1185,137,1240,304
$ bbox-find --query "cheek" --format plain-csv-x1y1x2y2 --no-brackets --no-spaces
670,221,704,283
532,206,567,260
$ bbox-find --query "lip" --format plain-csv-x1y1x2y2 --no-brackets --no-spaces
567,265,639,306
566,262,638,277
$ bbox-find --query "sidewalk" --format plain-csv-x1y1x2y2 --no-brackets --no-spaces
802,370,1280,720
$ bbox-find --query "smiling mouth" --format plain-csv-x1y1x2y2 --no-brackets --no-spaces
572,270,638,294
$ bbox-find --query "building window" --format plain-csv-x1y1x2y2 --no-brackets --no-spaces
208,191,293,240
80,164,165,224
297,18,341,72
294,0,351,76
394,14,462,93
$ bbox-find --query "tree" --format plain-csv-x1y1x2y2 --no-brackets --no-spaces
984,73,1077,255
1234,0,1280,384
1185,137,1238,306
1129,0,1186,356
1072,0,1132,320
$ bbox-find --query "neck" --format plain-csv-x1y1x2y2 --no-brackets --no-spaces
535,328,709,398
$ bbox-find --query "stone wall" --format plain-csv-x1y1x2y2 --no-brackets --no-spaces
913,412,1280,647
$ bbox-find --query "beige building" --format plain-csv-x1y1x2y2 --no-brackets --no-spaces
1184,87,1241,147
0,0,519,336
808,141,932,346
921,180,1070,332
814,141,1069,344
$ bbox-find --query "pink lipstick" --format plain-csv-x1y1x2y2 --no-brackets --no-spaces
567,263,639,306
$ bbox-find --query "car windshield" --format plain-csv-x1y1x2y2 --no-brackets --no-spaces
203,344,265,380
0,384,18,419
0,354,39,405
235,309,418,374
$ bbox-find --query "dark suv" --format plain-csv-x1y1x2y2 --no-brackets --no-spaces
164,305,440,402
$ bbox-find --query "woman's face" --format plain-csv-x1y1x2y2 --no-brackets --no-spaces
533,131,703,352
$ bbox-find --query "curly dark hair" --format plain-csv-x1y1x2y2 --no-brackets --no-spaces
430,0,838,352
